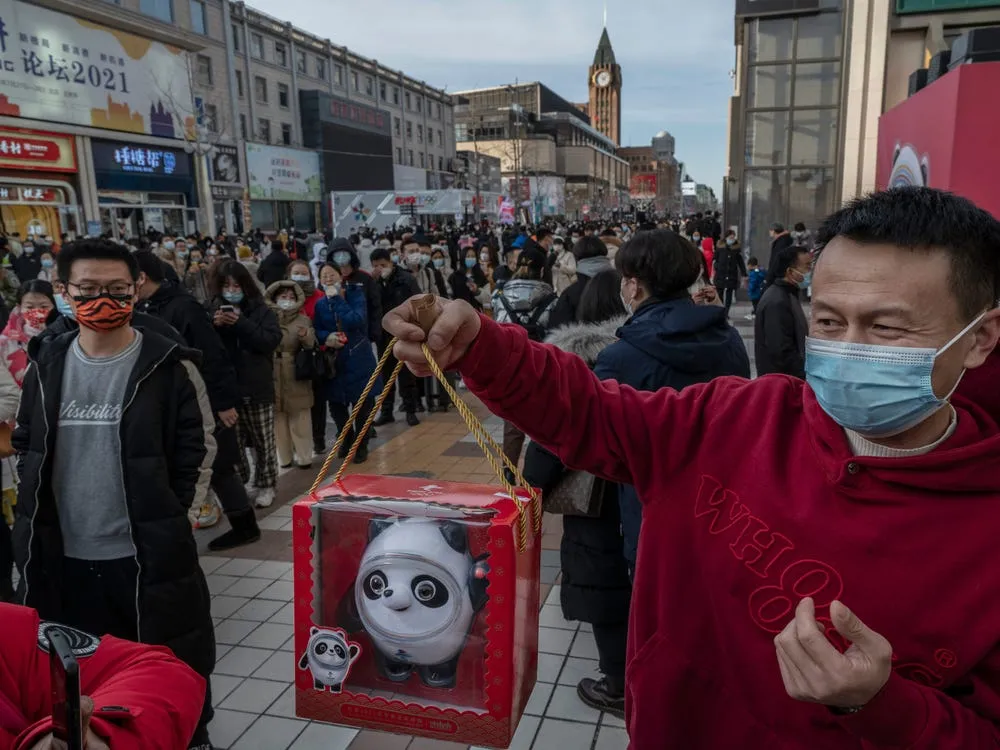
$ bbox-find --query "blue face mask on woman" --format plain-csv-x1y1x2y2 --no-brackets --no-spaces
464,257,477,269
55,295,74,319
223,290,244,305
805,311,988,438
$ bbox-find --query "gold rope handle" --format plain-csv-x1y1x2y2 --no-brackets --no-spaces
308,295,542,551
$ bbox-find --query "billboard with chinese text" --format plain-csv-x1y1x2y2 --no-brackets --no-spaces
630,173,657,200
246,143,321,202
0,0,193,137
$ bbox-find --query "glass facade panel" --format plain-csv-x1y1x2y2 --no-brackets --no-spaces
746,111,789,167
796,12,843,60
793,62,840,107
788,168,836,230
744,170,788,259
749,17,794,63
140,0,173,22
790,109,838,165
748,64,792,109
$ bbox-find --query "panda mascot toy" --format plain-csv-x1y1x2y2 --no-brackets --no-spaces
299,626,361,692
340,517,490,689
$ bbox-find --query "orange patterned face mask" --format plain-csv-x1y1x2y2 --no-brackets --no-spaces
72,294,134,332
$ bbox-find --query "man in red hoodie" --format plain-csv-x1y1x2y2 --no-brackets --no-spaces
0,603,205,749
385,187,1000,749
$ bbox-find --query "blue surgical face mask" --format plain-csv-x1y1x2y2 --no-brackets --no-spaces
465,257,477,269
55,295,74,319
390,253,400,264
223,290,244,304
432,257,445,269
805,312,988,438
332,251,351,267
798,271,812,290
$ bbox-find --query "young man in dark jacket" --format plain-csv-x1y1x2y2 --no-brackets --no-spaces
370,248,422,427
755,245,812,379
134,250,261,551
11,239,218,750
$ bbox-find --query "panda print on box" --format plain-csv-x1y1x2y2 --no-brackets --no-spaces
299,627,361,692
347,517,490,689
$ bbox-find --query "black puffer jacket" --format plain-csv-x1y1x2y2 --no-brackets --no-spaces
522,316,632,626
375,266,420,330
137,281,239,412
11,327,217,679
210,295,281,404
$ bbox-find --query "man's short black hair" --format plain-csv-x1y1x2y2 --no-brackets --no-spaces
771,223,785,234
816,187,1000,320
370,248,392,264
615,230,701,300
794,222,806,232
573,236,607,262
134,249,167,283
535,228,552,242
772,245,810,281
58,239,139,283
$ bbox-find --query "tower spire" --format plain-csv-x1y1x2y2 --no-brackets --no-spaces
603,1,607,28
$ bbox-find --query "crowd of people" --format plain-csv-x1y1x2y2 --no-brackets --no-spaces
2,185,998,748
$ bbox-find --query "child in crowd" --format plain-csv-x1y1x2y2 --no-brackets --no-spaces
746,256,767,320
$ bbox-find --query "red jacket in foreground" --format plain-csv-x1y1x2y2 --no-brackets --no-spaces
460,316,1000,750
0,603,206,750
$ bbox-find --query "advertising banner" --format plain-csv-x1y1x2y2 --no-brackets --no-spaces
246,143,321,202
209,144,241,185
0,0,193,137
877,61,1000,220
630,173,658,199
0,127,76,172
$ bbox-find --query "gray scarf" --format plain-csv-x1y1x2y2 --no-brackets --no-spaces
574,256,613,279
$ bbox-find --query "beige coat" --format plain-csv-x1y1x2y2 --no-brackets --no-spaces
265,281,317,413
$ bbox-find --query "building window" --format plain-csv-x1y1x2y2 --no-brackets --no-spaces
747,64,792,109
250,33,264,59
406,121,412,140
281,123,292,145
437,129,443,146
258,118,271,142
416,96,422,114
419,152,425,168
203,103,218,133
254,75,268,104
275,42,288,67
296,50,307,74
277,83,290,108
365,76,374,96
438,156,443,171
394,117,401,136
235,70,244,98
239,113,248,139
405,91,411,110
396,147,402,164
189,0,206,34
380,82,387,101
232,23,241,51
140,0,173,22
334,65,344,85
408,149,414,166
316,58,327,80
417,124,423,144
393,87,400,105
195,55,212,86
352,71,359,91
749,17,794,63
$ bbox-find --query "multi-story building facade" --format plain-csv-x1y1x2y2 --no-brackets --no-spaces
620,130,682,215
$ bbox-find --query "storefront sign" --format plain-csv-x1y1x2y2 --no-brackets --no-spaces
0,184,62,202
0,0,193,137
91,140,191,179
324,94,390,135
0,128,77,172
211,184,244,200
245,143,321,202
209,144,241,184
734,0,821,16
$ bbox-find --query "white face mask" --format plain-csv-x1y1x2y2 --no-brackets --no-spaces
277,298,297,311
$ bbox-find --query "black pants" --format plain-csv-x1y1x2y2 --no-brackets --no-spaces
330,397,376,449
310,379,327,448
378,340,419,415
62,557,214,747
212,425,254,520
592,621,628,686
721,286,737,313
751,297,760,314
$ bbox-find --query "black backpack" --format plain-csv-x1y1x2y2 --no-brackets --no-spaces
497,293,556,342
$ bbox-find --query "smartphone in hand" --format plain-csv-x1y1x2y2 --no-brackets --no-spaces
49,628,83,750
219,305,236,314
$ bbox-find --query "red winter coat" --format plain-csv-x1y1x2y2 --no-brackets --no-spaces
458,315,1000,750
0,604,205,750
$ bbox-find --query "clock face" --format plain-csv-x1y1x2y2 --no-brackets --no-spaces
595,70,612,88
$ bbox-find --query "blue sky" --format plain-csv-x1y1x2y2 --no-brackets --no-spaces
255,0,735,192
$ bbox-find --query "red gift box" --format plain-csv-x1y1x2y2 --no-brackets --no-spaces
293,474,541,748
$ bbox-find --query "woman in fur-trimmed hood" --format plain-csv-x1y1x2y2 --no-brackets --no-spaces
521,269,632,720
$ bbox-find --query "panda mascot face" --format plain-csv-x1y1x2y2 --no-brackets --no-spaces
354,518,489,689
299,627,360,692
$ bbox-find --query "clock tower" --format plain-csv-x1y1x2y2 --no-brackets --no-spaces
588,27,622,146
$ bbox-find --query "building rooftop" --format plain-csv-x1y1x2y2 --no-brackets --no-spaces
593,27,617,67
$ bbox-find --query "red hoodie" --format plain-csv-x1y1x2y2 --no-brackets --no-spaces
460,316,1000,750
0,604,206,750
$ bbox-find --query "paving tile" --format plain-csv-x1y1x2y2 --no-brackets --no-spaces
216,558,264,576
247,560,294,579
232,598,286,622
242,622,295,650
231,715,308,750
540,549,561,567
207,574,242,595
212,595,252,619
470,714,540,750
271,505,294,517
531,718,598,749
594,725,629,750
258,580,295,601
540,566,560,584
200,556,231,575
265,684,298,719
210,674,244,704
215,646,274,677
220,677,287,713
268,602,296,625
539,605,577,631
407,739,468,750
253,650,295,682
258,515,291,531
544,685,602,724
568,631,600,661
537,653,564,683
538,627,575,656
557,657,601,687
215,618,260,646
523,681,554,717
224,576,273,598
602,713,626,728
206,707,256,749
216,644,233,662
289,722,359,750
346,729,412,749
